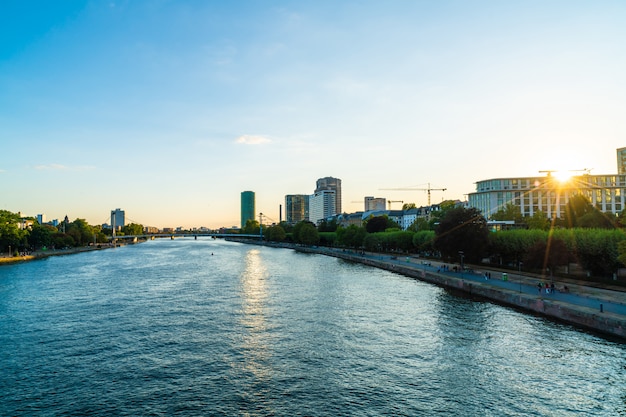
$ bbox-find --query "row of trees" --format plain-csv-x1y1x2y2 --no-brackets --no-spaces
0,210,144,256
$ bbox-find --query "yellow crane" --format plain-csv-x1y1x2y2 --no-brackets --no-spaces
388,200,404,209
381,183,446,207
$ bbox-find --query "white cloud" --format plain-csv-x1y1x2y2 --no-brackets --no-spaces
34,164,95,171
235,135,271,145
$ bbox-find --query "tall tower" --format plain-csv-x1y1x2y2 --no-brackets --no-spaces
111,208,125,231
241,191,255,229
315,176,342,215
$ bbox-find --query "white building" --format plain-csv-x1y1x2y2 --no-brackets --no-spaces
468,173,625,219
309,190,336,224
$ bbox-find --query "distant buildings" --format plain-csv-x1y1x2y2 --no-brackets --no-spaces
315,176,342,214
285,194,309,225
364,196,386,211
111,208,125,231
309,189,337,224
241,191,255,228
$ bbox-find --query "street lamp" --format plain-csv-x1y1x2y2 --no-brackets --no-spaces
458,251,464,275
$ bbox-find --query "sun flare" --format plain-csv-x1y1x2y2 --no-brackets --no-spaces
552,170,574,183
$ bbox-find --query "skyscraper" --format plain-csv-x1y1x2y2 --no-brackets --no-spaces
285,194,309,224
315,176,342,215
111,208,125,231
309,190,336,224
241,191,255,228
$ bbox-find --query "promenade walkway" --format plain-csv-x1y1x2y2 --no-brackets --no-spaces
293,245,626,338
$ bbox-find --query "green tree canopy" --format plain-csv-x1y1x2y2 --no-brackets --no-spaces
336,225,367,249
491,203,524,223
365,215,399,233
297,222,320,245
266,225,286,242
434,206,489,263
242,219,260,235
122,223,144,236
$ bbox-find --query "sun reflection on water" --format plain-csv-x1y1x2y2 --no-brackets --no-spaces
234,248,274,401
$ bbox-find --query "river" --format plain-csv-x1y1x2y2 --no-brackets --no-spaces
0,238,624,416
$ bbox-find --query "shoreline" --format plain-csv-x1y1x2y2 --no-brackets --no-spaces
234,239,626,340
0,244,119,265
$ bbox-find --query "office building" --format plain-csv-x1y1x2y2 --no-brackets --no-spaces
315,176,342,215
111,208,125,231
468,173,625,219
241,191,256,228
285,194,309,224
36,214,46,225
364,196,386,211
309,190,336,224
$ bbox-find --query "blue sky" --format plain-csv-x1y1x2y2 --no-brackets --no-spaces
2,1,625,229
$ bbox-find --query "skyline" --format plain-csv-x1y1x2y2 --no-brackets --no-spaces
2,1,626,229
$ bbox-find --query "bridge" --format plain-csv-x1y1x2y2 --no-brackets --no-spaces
108,233,262,241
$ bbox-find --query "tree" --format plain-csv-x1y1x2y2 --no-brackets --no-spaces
28,223,56,249
365,215,399,233
0,210,27,254
402,203,417,210
266,225,286,242
523,238,570,273
434,207,489,263
336,225,367,249
564,194,595,228
242,219,260,235
318,219,338,232
65,218,96,246
298,223,320,245
491,203,524,223
408,217,430,232
122,223,144,236
525,210,550,230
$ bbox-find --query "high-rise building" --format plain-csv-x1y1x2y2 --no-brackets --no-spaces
315,176,342,214
36,214,46,225
617,147,626,175
364,196,386,211
111,208,125,231
241,191,256,228
309,190,336,224
285,194,309,224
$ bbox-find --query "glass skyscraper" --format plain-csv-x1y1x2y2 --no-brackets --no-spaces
241,191,255,229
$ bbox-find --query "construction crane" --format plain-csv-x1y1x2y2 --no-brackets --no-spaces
381,183,446,207
570,168,593,175
388,200,403,209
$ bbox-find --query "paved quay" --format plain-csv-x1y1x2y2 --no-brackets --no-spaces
289,245,626,340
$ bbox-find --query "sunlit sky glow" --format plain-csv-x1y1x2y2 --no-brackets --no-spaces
1,1,625,228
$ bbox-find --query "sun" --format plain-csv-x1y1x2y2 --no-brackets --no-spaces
552,170,574,183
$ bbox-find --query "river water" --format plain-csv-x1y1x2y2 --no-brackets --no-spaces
0,239,624,416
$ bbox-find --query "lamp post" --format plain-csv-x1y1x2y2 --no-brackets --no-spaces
8,245,11,258
458,251,464,277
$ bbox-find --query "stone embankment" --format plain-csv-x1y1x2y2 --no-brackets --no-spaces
287,244,626,340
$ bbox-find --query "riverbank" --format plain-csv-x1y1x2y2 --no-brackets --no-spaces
0,244,117,265
232,239,626,340
301,246,626,340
